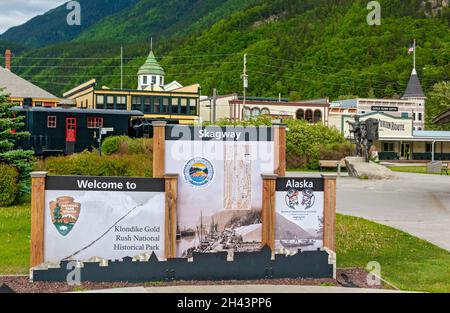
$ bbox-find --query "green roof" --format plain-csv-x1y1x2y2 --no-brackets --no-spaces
138,50,165,76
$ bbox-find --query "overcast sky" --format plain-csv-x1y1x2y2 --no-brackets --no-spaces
0,0,67,34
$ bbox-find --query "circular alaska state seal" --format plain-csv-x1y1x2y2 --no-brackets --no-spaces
183,157,215,188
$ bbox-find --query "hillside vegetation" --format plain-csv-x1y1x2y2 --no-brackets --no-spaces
1,0,449,123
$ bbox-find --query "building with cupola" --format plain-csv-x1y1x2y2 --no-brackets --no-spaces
63,48,201,131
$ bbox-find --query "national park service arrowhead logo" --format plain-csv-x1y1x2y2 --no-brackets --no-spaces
49,196,81,236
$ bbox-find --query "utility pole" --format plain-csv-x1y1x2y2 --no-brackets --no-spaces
120,47,123,89
212,88,217,123
241,53,248,121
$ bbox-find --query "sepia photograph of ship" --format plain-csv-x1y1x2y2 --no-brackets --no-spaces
172,139,275,258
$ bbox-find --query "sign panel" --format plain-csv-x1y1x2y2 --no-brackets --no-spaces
165,125,276,257
44,176,165,263
275,177,324,253
342,113,412,139
371,106,399,112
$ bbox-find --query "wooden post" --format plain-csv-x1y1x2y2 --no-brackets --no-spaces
323,174,337,251
261,174,277,251
153,121,166,178
30,172,47,268
273,124,287,177
164,174,178,259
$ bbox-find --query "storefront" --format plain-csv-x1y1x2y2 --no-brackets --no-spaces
339,112,450,161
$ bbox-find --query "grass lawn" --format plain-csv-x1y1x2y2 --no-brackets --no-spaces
387,165,443,175
1,200,449,292
0,197,31,275
337,214,450,293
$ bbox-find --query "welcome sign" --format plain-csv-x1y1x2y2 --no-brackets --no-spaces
164,125,276,258
44,176,165,263
275,177,325,253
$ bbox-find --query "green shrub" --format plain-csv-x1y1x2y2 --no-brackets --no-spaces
102,136,128,155
0,163,19,206
102,136,152,155
36,151,152,177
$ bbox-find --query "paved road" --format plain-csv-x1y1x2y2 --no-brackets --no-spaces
336,172,450,251
83,285,410,293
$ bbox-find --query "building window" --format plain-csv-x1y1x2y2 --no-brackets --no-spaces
383,142,394,152
171,98,179,114
143,76,147,85
106,96,114,110
152,76,157,85
296,109,304,120
154,97,161,113
162,97,170,113
251,107,260,118
116,96,127,110
159,77,163,86
313,110,322,123
96,95,105,109
425,143,432,153
144,97,152,113
261,108,270,116
189,98,197,115
87,117,104,129
35,102,43,107
180,98,188,114
47,116,57,128
243,107,251,120
132,96,142,111
418,113,422,121
305,110,313,123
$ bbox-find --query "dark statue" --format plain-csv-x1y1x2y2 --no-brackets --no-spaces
347,116,379,162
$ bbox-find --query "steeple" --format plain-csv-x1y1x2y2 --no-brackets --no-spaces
402,68,425,99
402,39,425,100
137,46,165,90
137,50,165,77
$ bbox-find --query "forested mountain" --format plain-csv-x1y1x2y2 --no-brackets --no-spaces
0,0,139,47
1,0,449,111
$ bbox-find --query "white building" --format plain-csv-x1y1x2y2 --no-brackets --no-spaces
330,68,427,131
200,95,330,124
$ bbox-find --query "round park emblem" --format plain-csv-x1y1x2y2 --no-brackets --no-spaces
285,188,315,210
183,157,215,188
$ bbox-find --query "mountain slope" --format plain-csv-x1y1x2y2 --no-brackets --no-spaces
74,0,262,43
4,0,450,109
0,0,138,48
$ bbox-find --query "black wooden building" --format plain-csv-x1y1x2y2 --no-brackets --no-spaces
12,106,143,155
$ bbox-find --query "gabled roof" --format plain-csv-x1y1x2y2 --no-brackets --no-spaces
0,67,58,100
402,69,426,99
138,50,165,76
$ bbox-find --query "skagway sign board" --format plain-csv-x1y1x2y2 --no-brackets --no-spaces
275,177,325,253
164,125,276,258
44,176,166,263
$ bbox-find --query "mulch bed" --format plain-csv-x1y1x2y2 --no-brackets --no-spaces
0,268,387,293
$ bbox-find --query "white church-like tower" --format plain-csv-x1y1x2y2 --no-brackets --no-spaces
137,50,165,90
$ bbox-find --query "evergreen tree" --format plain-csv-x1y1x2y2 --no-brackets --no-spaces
0,91,34,195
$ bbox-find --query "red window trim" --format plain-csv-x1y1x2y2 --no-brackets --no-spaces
87,117,104,129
